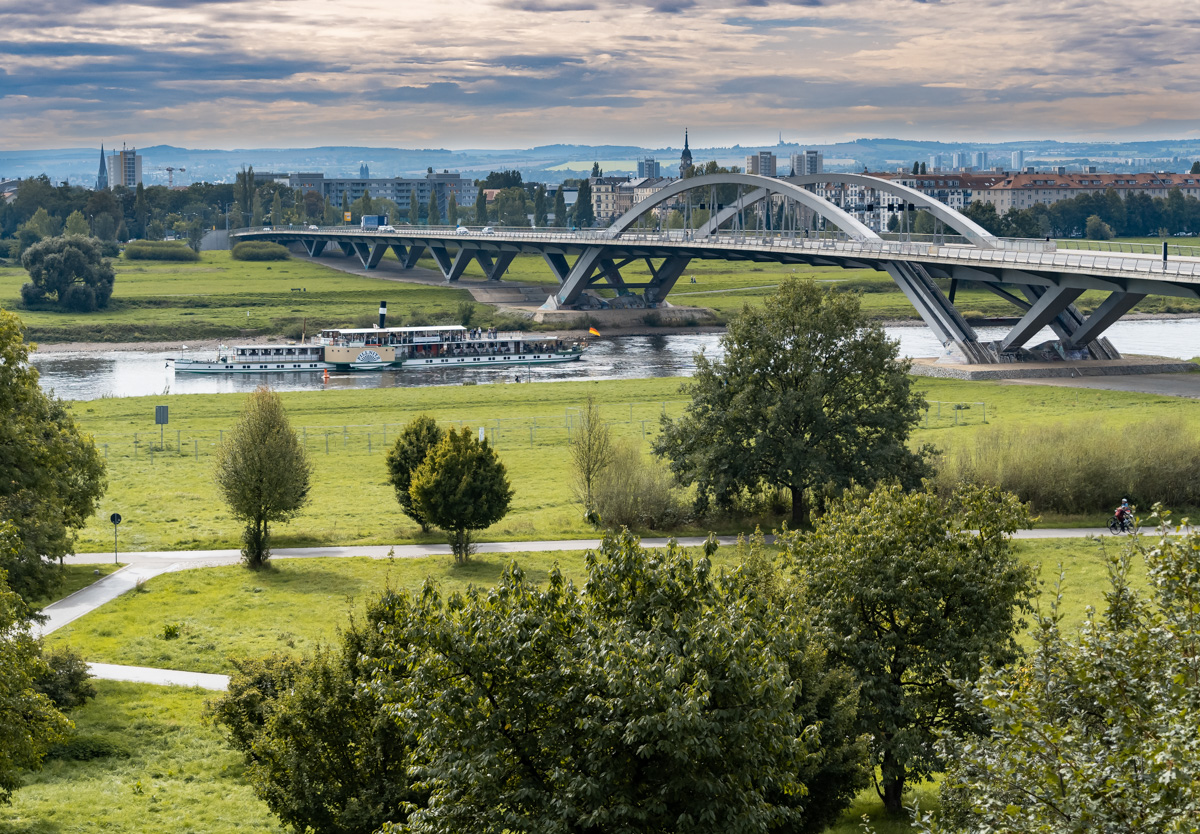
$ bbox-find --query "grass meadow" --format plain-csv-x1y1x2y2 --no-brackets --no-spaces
63,374,1200,555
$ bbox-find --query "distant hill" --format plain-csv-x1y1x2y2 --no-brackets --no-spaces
4,138,1199,188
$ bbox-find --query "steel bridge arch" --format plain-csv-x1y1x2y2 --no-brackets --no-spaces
604,172,881,241
787,173,998,247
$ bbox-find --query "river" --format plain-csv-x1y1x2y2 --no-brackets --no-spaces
30,319,1200,402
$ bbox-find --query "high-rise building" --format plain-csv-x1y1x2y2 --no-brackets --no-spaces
95,144,109,190
972,151,988,170
679,129,693,177
1011,150,1024,171
929,153,944,171
107,147,142,188
745,151,777,177
637,157,661,178
790,149,823,176
949,152,967,170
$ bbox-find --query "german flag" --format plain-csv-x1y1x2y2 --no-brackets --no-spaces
588,327,601,337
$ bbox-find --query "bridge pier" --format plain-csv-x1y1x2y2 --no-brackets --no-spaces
1065,291,1146,349
302,239,327,257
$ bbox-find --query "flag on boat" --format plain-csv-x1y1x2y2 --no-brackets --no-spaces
588,327,601,337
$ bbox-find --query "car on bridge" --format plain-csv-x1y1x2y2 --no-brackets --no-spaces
456,226,470,235
482,226,495,235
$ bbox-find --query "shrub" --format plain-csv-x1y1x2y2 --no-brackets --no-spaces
20,235,115,312
934,416,1200,514
33,646,96,710
123,240,200,262
594,440,689,529
231,241,290,261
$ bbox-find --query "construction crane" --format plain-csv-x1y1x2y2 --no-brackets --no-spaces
155,166,187,188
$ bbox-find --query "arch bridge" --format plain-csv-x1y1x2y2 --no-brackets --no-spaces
235,173,1200,364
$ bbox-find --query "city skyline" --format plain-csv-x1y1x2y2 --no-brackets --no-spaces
2,0,1198,150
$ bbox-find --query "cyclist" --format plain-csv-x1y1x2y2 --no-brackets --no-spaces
1114,498,1133,529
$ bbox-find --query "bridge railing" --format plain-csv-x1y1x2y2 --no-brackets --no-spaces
238,226,1200,280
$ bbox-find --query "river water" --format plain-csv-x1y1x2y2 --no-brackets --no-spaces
30,319,1200,402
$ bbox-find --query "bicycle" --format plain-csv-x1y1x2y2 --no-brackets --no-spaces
1107,513,1133,534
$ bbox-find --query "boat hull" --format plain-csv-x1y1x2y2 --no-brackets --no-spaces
174,352,583,374
173,360,330,374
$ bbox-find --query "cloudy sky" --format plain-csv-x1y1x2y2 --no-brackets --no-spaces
2,0,1198,149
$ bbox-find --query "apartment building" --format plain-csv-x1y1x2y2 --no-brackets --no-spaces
980,171,1200,211
745,151,777,177
789,150,823,176
285,171,477,217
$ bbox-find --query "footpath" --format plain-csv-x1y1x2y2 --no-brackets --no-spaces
40,530,1114,691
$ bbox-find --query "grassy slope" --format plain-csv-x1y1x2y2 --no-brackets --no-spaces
0,681,283,834
66,375,1200,553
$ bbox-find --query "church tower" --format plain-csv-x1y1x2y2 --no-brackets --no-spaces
679,129,693,177
96,144,109,190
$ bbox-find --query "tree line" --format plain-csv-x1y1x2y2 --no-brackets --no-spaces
961,186,1200,238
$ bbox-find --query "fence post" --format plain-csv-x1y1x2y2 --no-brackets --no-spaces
343,426,347,447
103,443,108,459
530,426,534,448
325,432,329,454
176,429,180,450
982,402,987,423
149,446,153,464
368,433,372,455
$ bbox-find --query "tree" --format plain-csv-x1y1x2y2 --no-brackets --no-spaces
427,189,440,226
473,188,486,225
791,483,1036,815
569,395,613,520
552,187,566,226
1085,213,1114,240
234,166,255,218
574,178,594,227
655,277,931,526
63,210,89,236
912,161,920,175
250,191,265,227
1191,160,1200,175
20,235,115,312
446,192,457,226
384,416,444,533
271,191,283,226
409,427,513,564
492,187,529,226
919,512,1200,833
208,624,424,834
532,185,547,226
919,161,927,174
590,161,602,177
214,386,312,568
0,527,72,803
370,531,867,834
479,170,523,190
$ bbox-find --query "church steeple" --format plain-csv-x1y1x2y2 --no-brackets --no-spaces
679,128,693,177
96,144,109,190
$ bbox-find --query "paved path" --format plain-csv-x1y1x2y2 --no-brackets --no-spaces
44,529,1122,690
87,662,229,691
1005,371,1200,399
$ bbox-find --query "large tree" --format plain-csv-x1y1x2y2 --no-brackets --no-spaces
791,483,1036,815
214,387,312,568
532,184,547,226
409,427,513,564
384,415,444,533
474,188,486,225
0,311,106,601
919,511,1200,834
20,236,115,312
553,187,567,227
371,531,867,834
574,178,594,227
655,277,931,525
0,527,72,803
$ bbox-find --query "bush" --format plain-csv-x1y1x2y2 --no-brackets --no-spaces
594,440,689,529
934,416,1200,514
123,240,200,261
33,646,96,710
20,235,115,312
232,241,290,261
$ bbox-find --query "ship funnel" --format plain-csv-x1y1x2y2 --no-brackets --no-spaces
379,301,387,329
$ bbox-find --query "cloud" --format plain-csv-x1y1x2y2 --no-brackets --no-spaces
0,0,1198,148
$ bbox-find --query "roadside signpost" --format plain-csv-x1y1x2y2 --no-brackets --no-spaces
110,513,122,564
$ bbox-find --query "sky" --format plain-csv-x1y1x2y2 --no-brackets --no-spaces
2,0,1198,150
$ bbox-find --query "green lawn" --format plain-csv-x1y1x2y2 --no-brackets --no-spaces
64,375,1200,554
47,535,1136,676
0,250,475,344
0,681,284,834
